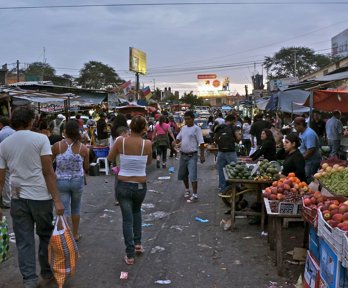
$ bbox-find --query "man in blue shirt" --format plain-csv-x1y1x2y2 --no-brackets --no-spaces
294,117,321,183
325,110,343,157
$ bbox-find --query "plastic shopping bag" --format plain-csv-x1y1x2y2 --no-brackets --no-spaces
48,216,79,288
0,216,10,263
249,147,256,156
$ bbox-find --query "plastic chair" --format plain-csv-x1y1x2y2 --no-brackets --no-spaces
96,157,110,175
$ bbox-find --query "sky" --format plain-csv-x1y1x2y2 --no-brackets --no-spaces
2,1,348,95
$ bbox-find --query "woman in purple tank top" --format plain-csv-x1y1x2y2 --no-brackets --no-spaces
52,120,89,242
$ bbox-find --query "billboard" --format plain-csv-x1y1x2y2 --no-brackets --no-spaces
197,74,230,97
332,28,348,58
129,47,147,75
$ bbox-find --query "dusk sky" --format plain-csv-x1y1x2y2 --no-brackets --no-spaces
2,1,348,95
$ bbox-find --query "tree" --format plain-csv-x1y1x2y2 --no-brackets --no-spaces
25,62,56,78
263,47,334,80
77,61,123,89
180,92,204,107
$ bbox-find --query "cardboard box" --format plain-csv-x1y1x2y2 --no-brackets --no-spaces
304,251,320,288
319,239,348,288
310,225,320,262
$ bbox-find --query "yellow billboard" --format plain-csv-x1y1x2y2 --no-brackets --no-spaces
129,47,147,75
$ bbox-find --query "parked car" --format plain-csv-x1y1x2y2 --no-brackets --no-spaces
194,118,210,143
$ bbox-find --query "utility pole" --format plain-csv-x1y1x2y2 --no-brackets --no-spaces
294,50,298,77
16,60,19,82
153,79,156,91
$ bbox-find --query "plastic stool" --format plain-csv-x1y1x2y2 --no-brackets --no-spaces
96,157,110,175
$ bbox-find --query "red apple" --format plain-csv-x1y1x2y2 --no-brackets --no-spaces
323,210,331,220
329,204,339,211
339,204,348,214
304,198,311,206
332,214,344,223
328,220,339,228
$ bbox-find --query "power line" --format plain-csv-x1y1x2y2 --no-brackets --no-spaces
1,2,348,10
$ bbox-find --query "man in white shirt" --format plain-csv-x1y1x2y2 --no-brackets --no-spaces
0,107,64,288
175,110,205,203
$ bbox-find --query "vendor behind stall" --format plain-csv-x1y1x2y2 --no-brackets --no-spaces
276,132,306,181
249,128,276,161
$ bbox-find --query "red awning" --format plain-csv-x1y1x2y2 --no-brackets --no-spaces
304,90,348,112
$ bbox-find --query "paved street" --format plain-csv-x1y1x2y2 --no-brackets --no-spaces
0,153,304,288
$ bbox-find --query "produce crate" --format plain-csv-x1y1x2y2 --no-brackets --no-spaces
301,198,318,228
342,234,348,268
92,146,109,158
317,210,346,259
264,198,301,215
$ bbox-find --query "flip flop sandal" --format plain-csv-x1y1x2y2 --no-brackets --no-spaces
74,235,82,242
124,255,134,265
135,245,144,255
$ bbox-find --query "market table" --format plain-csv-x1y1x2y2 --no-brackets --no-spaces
222,168,273,230
264,198,302,276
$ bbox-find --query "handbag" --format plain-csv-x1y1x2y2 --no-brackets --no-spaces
0,216,10,263
48,215,79,288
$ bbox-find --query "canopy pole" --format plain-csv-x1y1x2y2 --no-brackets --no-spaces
309,90,313,123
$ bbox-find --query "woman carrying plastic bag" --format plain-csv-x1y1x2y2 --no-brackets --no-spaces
48,215,79,288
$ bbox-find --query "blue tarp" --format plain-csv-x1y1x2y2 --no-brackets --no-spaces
265,89,310,114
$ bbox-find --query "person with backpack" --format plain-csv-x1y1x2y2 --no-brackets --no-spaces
49,114,65,136
214,115,242,192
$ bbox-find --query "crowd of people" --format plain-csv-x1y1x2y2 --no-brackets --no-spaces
0,106,346,286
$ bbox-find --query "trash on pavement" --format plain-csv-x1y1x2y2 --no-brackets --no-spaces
148,189,162,194
261,231,268,236
197,243,212,249
195,217,208,223
158,176,170,180
170,225,187,232
142,203,155,209
220,219,231,230
144,211,170,221
154,280,171,285
103,209,116,213
234,260,241,265
100,213,111,218
168,167,175,173
142,223,153,227
243,236,253,239
120,272,128,280
151,246,165,254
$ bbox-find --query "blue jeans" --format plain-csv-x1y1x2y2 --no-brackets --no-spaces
57,176,84,216
328,139,340,157
116,181,147,258
216,151,237,191
177,153,198,182
305,158,321,183
10,198,54,285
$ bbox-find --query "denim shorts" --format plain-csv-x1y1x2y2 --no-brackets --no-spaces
57,176,84,216
177,152,198,182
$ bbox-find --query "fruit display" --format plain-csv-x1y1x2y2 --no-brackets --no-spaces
225,161,253,180
257,159,281,180
314,163,348,196
317,198,348,230
263,173,308,203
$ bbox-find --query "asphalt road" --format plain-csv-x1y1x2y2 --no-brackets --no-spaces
0,152,304,288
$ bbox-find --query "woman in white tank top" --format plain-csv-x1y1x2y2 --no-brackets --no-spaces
107,116,152,265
